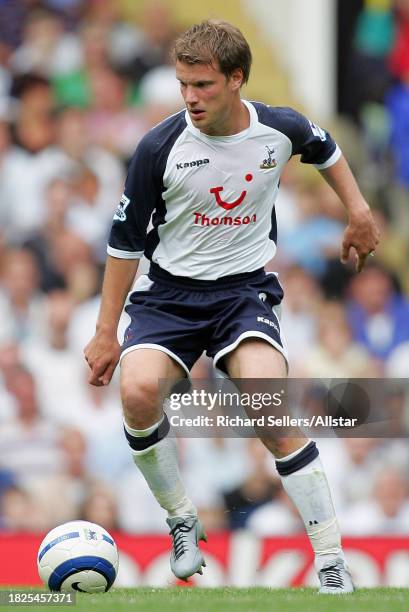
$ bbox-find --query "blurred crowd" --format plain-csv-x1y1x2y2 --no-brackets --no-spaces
0,0,408,536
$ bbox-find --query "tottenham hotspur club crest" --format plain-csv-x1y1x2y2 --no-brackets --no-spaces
260,145,277,170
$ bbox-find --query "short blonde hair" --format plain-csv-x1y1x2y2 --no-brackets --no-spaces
172,20,252,84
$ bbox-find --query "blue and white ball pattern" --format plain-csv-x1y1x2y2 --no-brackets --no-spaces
37,520,119,593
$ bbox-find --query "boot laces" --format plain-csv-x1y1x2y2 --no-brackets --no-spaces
169,522,193,560
321,563,344,588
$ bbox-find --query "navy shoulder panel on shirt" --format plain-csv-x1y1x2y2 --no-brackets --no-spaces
141,110,187,160
132,110,187,181
251,101,337,165
108,111,187,255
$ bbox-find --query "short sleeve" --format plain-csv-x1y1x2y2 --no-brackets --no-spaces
107,135,158,259
254,104,341,169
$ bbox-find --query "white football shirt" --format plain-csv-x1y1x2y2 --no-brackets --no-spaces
108,100,341,280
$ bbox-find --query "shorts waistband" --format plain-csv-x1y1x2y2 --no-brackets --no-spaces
148,263,265,291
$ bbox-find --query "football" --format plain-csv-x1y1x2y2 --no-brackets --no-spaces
37,520,119,593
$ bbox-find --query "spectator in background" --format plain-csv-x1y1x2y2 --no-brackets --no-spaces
385,80,409,188
370,209,409,294
346,0,395,123
181,437,247,532
52,21,110,108
388,0,409,82
21,289,86,422
10,73,55,153
353,0,395,174
9,7,82,78
280,266,322,374
138,63,184,128
0,343,18,420
380,386,409,438
1,75,57,239
47,229,99,302
0,485,44,531
67,275,107,357
82,0,144,73
223,440,280,530
86,66,146,159
0,248,45,343
21,177,102,299
0,41,12,109
383,0,409,234
45,106,124,224
61,369,131,483
0,341,21,389
340,467,409,534
23,177,72,292
114,466,168,534
280,181,345,278
0,365,63,490
119,1,179,84
0,1,30,50
66,164,108,252
385,32,409,190
247,485,303,536
386,340,409,376
317,438,382,514
300,301,378,377
347,264,409,360
0,119,15,231
45,0,83,30
25,427,93,530
80,483,121,533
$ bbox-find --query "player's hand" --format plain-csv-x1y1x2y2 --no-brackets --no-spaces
340,205,380,273
84,331,121,387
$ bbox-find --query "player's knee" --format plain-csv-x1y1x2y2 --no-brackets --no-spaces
121,378,160,427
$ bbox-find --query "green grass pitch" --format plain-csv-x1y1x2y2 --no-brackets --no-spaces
1,587,409,612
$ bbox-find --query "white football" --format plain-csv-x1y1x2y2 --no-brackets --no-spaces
37,520,119,593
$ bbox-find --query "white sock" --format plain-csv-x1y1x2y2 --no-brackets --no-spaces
276,442,344,571
124,418,196,518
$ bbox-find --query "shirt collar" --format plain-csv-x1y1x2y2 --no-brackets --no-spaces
185,99,258,143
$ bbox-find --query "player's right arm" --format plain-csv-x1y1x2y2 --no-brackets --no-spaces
84,255,139,386
84,131,160,386
84,114,186,385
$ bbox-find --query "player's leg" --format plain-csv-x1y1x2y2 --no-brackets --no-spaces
224,339,354,594
121,348,206,579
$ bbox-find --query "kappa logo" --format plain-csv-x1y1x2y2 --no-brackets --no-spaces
113,193,130,222
260,145,277,170
176,158,209,170
257,316,279,333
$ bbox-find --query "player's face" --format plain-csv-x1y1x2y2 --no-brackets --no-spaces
176,60,243,136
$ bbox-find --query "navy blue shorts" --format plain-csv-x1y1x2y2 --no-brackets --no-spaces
121,264,288,375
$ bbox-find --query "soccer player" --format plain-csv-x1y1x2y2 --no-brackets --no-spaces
84,20,379,593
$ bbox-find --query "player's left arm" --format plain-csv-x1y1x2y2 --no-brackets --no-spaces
319,155,380,272
273,106,381,272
